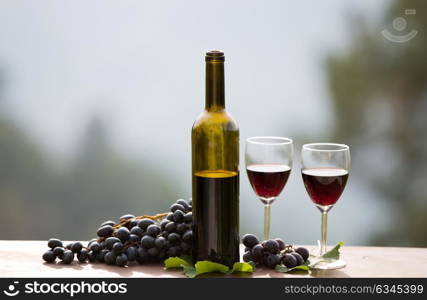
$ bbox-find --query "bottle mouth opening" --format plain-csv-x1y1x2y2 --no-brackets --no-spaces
206,50,225,62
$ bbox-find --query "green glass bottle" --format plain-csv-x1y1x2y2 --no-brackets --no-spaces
191,51,240,267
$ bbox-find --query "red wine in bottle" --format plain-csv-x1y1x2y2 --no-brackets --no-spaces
302,168,348,207
246,164,291,202
191,51,239,267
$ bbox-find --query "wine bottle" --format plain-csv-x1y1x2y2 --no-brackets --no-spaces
191,50,240,267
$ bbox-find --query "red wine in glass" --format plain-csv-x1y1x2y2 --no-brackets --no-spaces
302,168,348,207
246,164,291,203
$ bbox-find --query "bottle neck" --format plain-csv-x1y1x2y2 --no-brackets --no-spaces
205,61,225,111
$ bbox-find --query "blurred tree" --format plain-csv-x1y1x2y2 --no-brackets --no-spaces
0,67,180,239
0,68,55,239
326,0,427,246
58,115,181,239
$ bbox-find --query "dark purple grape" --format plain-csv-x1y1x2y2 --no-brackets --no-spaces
165,222,176,233
104,251,116,265
165,240,171,249
146,224,161,237
53,247,65,258
141,235,155,248
119,214,135,221
251,244,264,259
105,237,121,250
116,254,128,266
263,240,279,254
61,250,74,264
77,249,89,262
148,247,159,257
173,210,185,223
112,242,124,253
167,233,181,245
166,213,174,221
182,230,192,243
160,219,169,231
184,212,192,223
291,252,304,266
176,199,190,211
70,242,83,253
167,246,181,257
138,218,155,230
88,251,96,262
275,238,286,251
242,234,259,249
96,249,108,263
126,246,137,261
47,238,63,249
129,234,139,243
170,203,185,213
266,254,281,269
128,219,138,228
130,226,144,237
116,227,130,242
243,251,254,262
97,225,114,238
89,242,101,253
295,247,309,261
42,250,56,263
262,254,269,266
180,242,191,254
154,237,167,249
282,254,297,268
136,247,149,264
101,220,115,227
176,223,188,234
87,238,97,247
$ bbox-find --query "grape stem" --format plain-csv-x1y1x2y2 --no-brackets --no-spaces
97,212,169,242
112,213,168,229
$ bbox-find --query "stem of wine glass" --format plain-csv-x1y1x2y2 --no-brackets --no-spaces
320,211,328,255
263,204,272,240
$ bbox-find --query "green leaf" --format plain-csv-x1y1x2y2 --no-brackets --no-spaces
182,265,197,278
322,241,344,260
164,258,255,277
275,264,310,273
308,241,344,267
164,256,191,269
195,260,229,276
228,261,255,274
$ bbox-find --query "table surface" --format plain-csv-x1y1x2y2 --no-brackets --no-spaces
1,241,426,278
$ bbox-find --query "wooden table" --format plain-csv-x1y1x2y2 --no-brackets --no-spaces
1,241,426,278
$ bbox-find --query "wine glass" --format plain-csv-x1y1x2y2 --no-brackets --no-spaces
245,137,293,241
301,143,350,269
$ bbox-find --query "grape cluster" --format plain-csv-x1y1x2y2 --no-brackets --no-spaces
241,234,309,269
42,199,193,267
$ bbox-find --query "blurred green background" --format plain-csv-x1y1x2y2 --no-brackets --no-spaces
0,0,426,246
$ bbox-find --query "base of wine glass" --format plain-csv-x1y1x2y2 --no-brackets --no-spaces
260,196,275,205
315,204,333,213
311,259,346,270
